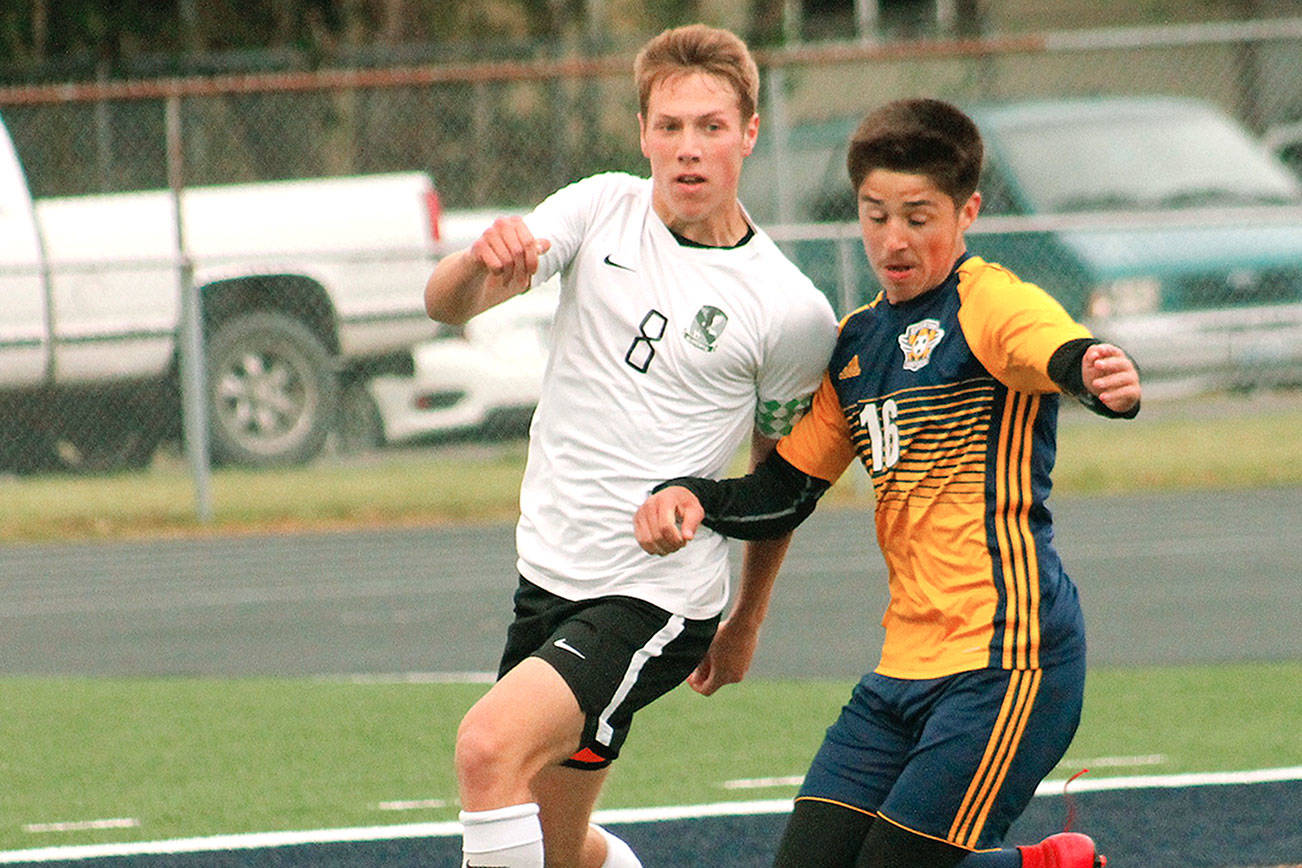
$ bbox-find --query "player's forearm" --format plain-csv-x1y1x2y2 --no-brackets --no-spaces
654,450,829,540
730,533,792,630
425,250,511,326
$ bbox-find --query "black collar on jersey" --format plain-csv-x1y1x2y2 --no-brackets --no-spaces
669,223,756,249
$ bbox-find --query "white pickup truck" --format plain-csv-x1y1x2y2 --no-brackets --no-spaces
0,112,441,472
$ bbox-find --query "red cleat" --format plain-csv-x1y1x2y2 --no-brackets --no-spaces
1018,832,1106,868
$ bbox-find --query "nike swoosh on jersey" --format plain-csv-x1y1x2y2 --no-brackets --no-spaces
553,638,587,659
603,253,635,272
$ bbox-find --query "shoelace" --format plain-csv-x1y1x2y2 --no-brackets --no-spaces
1062,768,1090,833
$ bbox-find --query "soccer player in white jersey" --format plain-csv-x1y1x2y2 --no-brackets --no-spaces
424,23,837,868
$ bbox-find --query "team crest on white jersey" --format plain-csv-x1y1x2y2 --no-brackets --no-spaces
898,318,945,371
684,305,728,352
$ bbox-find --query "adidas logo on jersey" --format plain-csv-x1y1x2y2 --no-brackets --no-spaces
838,355,861,379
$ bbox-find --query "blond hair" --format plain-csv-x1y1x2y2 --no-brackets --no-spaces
634,24,759,122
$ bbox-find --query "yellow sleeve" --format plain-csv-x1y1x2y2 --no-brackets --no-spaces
775,373,857,484
955,257,1093,394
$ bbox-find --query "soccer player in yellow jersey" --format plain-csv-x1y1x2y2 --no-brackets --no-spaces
635,99,1141,868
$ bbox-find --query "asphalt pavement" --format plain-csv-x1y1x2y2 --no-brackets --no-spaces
3,487,1299,678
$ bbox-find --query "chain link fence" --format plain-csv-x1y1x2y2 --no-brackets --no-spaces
1,17,1300,499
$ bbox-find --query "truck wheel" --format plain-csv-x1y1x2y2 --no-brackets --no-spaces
58,418,161,473
47,387,165,474
206,311,339,467
0,427,61,476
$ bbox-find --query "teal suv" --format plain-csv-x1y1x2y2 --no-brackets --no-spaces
741,96,1302,392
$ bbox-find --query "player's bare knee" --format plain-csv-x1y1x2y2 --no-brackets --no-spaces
454,712,517,790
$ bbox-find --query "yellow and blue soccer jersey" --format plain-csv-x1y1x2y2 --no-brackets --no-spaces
777,254,1093,678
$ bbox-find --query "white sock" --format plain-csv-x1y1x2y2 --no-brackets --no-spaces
460,803,544,868
595,824,643,868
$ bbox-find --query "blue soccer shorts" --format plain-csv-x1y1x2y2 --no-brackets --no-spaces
795,655,1086,851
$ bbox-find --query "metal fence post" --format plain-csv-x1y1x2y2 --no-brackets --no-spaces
837,231,859,315
766,65,794,227
165,93,213,523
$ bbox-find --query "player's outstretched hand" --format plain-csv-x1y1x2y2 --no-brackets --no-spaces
1082,343,1141,414
686,617,759,696
470,216,551,295
634,486,704,557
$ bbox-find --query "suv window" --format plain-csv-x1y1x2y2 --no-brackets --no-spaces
992,106,1301,213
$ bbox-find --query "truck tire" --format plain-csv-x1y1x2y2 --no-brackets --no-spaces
58,413,161,473
206,311,339,467
0,426,61,475
49,384,167,474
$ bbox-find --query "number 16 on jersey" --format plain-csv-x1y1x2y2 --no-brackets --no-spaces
860,399,900,472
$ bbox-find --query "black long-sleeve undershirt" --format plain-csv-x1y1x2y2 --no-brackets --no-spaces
1047,338,1141,419
652,449,829,541
655,340,1136,541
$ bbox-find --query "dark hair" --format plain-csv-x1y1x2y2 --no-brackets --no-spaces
846,98,983,205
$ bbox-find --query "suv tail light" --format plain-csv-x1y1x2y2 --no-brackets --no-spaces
423,188,442,242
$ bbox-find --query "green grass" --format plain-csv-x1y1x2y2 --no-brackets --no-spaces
1050,392,1302,494
0,442,531,542
3,662,1300,853
1,392,1300,543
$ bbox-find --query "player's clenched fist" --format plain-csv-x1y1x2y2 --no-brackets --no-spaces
634,486,705,556
470,216,551,294
425,216,553,325
1081,343,1141,415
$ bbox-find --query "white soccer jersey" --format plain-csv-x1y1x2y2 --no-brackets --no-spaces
516,172,836,619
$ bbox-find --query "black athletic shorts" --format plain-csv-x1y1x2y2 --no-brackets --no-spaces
498,576,719,770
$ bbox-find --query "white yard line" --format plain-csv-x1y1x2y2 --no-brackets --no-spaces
721,775,806,790
376,799,448,811
3,766,1300,864
721,755,1172,791
328,671,497,684
1033,765,1302,795
21,819,140,834
1058,753,1169,768
0,822,465,864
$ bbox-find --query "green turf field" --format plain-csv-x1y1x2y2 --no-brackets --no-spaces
3,393,1300,856
3,662,1300,852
